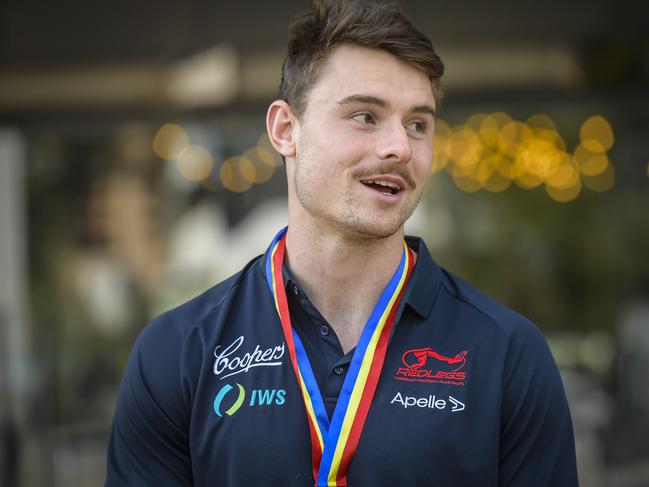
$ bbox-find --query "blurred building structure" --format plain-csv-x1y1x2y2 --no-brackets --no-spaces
0,130,29,487
0,1,648,485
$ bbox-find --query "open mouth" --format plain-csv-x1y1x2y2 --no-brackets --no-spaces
361,179,402,196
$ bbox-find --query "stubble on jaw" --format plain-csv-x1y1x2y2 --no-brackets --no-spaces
291,153,423,243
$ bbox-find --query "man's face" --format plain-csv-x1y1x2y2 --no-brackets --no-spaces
288,44,436,240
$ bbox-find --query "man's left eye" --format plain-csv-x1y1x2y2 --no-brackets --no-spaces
407,121,426,133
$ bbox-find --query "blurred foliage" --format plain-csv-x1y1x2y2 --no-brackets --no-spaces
26,130,157,425
422,177,649,335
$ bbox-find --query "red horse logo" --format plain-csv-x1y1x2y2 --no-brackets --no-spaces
402,348,468,372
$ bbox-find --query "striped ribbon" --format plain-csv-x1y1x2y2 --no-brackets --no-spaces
265,227,414,486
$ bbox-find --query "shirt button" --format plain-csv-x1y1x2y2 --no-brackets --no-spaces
320,325,330,336
334,366,345,375
292,284,299,295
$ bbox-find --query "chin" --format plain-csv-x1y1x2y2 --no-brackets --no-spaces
337,215,407,241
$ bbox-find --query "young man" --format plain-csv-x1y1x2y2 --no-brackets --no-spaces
106,1,578,486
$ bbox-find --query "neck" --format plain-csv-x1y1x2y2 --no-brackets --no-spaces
284,218,405,353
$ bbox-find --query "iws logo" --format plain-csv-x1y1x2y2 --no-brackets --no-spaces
213,336,285,380
213,383,246,417
213,383,286,417
394,347,468,386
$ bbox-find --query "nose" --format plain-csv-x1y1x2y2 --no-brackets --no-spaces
376,121,412,163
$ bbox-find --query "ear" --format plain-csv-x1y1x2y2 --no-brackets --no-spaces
266,100,297,158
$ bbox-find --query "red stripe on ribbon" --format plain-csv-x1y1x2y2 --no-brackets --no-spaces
272,236,323,481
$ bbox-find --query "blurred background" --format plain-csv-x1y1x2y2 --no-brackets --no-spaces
0,0,648,485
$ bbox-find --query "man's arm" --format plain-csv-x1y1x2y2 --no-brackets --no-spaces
498,318,579,487
105,316,194,486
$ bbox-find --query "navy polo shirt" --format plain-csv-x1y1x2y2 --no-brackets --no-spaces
106,236,578,486
283,265,353,420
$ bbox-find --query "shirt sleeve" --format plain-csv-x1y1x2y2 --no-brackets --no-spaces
498,318,579,487
105,315,194,486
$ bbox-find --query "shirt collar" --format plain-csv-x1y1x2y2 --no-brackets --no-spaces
259,232,442,319
403,235,442,318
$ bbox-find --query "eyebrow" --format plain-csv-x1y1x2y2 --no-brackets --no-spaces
336,94,437,118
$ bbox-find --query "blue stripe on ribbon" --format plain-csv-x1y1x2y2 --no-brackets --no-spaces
265,226,288,290
292,328,331,436
266,226,330,437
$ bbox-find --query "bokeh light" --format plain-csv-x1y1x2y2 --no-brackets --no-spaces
153,128,287,192
580,115,614,153
478,115,500,148
219,156,254,193
448,126,482,170
498,121,532,158
238,155,257,183
546,175,582,203
527,113,557,132
582,163,615,192
152,123,189,159
574,143,608,176
451,163,482,193
546,156,579,190
429,112,616,202
491,111,513,129
243,147,276,184
431,119,451,173
176,144,213,181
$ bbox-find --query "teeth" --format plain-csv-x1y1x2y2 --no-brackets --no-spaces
364,179,400,190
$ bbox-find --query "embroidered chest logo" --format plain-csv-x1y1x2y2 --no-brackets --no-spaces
394,347,468,386
213,336,286,380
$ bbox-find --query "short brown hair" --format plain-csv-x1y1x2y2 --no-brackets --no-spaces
279,0,444,118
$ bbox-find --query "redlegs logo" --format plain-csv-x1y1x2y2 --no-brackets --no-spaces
394,347,468,386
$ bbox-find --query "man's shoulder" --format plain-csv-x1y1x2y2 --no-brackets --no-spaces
406,235,544,346
438,267,545,344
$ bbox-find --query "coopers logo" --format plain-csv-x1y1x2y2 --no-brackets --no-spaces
394,347,468,386
213,336,285,380
213,383,286,417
